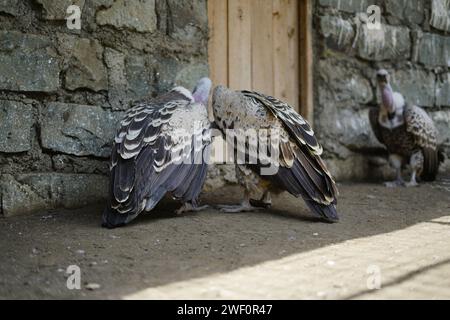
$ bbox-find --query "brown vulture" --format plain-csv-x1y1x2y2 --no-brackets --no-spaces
369,69,444,187
212,86,339,223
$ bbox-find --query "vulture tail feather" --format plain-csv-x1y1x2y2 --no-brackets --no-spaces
145,187,167,212
421,147,439,182
102,206,138,229
305,201,339,223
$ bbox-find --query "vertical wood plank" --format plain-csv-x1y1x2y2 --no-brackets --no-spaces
299,0,314,124
286,0,300,112
272,0,290,103
208,0,229,87
228,0,252,90
251,0,274,95
208,0,228,120
209,0,308,121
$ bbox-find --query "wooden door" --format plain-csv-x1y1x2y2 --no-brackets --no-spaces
208,0,313,121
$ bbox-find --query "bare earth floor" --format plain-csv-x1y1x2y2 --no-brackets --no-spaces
1,177,450,299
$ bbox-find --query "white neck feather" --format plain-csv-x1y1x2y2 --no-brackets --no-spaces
392,92,405,110
172,86,194,102
379,91,406,129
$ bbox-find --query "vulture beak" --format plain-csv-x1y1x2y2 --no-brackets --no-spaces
377,75,387,86
376,69,390,87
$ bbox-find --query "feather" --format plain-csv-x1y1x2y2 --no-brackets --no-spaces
241,90,323,155
421,147,439,181
405,105,438,150
280,142,295,167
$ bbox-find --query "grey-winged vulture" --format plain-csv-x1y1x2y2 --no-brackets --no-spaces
102,78,212,228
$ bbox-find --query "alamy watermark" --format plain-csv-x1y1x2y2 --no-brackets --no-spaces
366,265,382,290
151,125,282,176
366,5,382,30
66,265,81,290
66,5,81,30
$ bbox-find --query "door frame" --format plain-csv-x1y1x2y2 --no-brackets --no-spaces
298,0,313,125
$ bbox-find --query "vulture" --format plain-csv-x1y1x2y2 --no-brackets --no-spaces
102,78,212,228
212,86,339,223
369,69,444,187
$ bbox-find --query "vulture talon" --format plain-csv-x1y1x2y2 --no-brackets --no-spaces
405,181,419,188
175,203,209,215
384,180,405,188
217,204,264,213
249,198,272,209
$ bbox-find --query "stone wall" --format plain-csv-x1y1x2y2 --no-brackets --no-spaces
0,0,208,216
314,0,450,181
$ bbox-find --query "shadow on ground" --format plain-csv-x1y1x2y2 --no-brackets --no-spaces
0,176,449,299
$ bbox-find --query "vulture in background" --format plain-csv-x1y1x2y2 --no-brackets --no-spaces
369,69,444,187
102,78,212,228
212,86,339,223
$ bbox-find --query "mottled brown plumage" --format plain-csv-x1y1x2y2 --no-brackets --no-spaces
212,86,339,222
370,69,442,186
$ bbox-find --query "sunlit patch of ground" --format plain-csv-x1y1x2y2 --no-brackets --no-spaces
126,215,450,299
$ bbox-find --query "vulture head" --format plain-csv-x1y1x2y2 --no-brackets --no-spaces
212,85,239,113
192,77,212,105
212,85,227,104
376,69,396,115
376,69,390,87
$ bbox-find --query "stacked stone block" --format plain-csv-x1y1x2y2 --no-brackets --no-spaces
0,0,208,216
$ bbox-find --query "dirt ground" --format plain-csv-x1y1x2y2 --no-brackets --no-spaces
1,176,450,299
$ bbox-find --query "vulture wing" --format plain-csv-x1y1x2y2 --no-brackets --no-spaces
103,90,211,228
241,91,339,221
242,91,322,155
404,105,438,150
404,105,440,181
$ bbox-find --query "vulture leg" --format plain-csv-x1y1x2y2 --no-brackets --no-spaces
385,154,405,187
406,171,419,188
217,190,265,213
405,151,423,188
175,202,209,215
249,190,272,209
